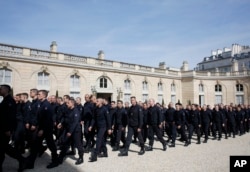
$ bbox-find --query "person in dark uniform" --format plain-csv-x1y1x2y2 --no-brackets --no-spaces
21,93,32,151
145,98,167,151
118,96,145,156
212,105,225,141
174,103,189,147
25,90,59,169
165,102,176,147
75,97,83,115
141,102,148,143
187,104,201,145
112,100,128,151
227,105,236,138
200,104,212,143
82,94,95,153
109,101,117,147
0,84,25,172
243,104,249,133
28,88,47,158
57,98,84,165
219,104,228,139
12,93,26,155
89,98,112,162
235,105,244,136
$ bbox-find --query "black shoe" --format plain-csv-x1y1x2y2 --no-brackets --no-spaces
112,145,120,151
66,150,76,155
233,135,235,138
184,142,189,147
89,152,97,162
218,138,221,141
75,158,84,165
58,157,63,164
18,157,30,172
138,147,145,155
145,146,153,151
163,142,167,151
89,157,97,162
203,139,207,143
196,140,201,144
98,152,108,158
212,137,217,140
169,143,175,147
38,146,47,157
118,150,128,156
46,162,59,169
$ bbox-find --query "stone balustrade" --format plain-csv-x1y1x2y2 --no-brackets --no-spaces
0,43,249,77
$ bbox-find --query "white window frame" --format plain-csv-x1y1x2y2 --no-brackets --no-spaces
0,68,11,84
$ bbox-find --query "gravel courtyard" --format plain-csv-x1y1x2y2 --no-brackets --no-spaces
3,133,250,172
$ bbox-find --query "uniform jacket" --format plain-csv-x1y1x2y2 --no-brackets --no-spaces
0,94,17,133
147,105,162,126
127,104,143,128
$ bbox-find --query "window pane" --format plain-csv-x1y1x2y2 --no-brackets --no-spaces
0,70,3,82
104,78,107,88
236,95,244,104
215,95,222,104
171,95,176,104
199,95,204,105
158,83,163,91
158,94,163,104
171,84,176,92
100,78,103,88
124,80,131,90
38,72,49,86
142,94,148,102
143,81,148,91
124,93,131,103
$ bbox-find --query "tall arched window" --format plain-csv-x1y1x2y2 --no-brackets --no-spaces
70,74,80,89
215,84,222,92
100,77,108,88
171,83,176,92
142,81,148,91
215,84,222,104
124,79,131,90
38,72,49,87
198,84,204,105
199,84,204,93
70,74,80,98
0,68,11,84
236,84,243,92
158,82,163,92
171,83,176,104
236,84,244,104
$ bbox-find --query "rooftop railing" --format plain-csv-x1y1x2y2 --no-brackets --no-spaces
0,43,249,78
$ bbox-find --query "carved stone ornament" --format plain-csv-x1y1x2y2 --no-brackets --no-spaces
41,65,48,72
0,61,10,68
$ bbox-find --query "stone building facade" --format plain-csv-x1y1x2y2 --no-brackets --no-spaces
0,42,249,105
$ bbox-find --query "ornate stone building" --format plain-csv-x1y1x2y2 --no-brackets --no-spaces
0,42,249,105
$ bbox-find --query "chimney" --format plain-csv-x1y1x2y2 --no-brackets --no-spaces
50,41,57,52
98,50,105,60
181,61,189,71
159,62,166,69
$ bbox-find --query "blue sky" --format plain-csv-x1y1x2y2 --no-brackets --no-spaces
0,0,250,69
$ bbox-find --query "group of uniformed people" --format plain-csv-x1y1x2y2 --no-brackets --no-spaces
0,84,250,172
